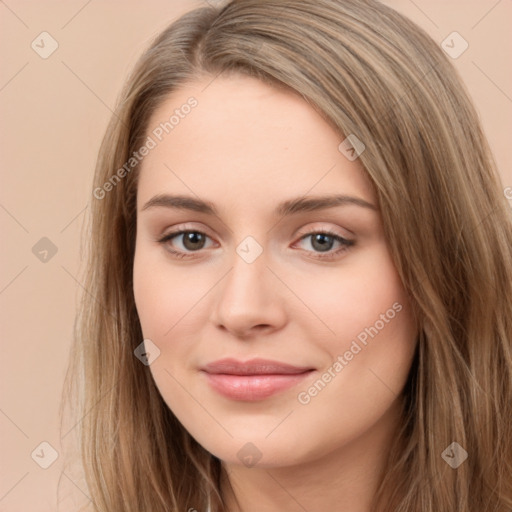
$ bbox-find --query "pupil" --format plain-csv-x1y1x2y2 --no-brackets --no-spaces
184,232,204,250
312,234,333,252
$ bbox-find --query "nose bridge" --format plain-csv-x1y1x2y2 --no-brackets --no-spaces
222,238,270,308
211,236,285,336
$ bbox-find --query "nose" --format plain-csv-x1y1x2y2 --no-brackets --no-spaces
210,248,287,339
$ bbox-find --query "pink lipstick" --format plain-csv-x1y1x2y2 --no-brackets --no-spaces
201,358,315,401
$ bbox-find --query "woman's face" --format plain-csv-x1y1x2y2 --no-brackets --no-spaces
133,74,418,468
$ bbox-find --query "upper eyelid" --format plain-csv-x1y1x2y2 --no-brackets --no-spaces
161,226,353,246
161,222,351,236
295,225,351,239
161,229,353,264
160,225,217,244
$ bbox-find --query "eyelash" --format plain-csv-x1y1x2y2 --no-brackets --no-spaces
157,228,355,261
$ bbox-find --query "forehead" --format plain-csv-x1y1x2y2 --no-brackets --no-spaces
137,74,375,211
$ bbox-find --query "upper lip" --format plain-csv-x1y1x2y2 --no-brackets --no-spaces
201,358,315,375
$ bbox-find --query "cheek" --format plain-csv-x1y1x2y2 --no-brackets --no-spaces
289,254,416,457
132,237,418,463
133,248,205,421
291,243,418,411
291,243,413,349
133,245,204,341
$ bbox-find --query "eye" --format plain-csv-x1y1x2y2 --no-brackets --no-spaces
293,229,354,260
157,227,355,261
157,230,215,259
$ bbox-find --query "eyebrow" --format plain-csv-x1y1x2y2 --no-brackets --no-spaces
140,193,378,216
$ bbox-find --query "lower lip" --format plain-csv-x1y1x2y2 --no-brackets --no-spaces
202,371,315,401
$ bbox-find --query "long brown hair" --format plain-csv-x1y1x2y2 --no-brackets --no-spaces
61,0,512,510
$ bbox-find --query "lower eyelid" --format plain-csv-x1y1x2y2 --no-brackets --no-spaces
294,234,353,254
159,230,354,258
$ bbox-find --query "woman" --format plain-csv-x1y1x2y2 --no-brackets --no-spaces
62,0,512,510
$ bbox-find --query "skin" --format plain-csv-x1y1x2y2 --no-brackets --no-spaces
133,73,418,512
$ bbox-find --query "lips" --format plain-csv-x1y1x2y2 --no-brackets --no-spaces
200,358,315,401
202,357,314,375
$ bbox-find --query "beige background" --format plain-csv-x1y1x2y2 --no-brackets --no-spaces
1,1,511,510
